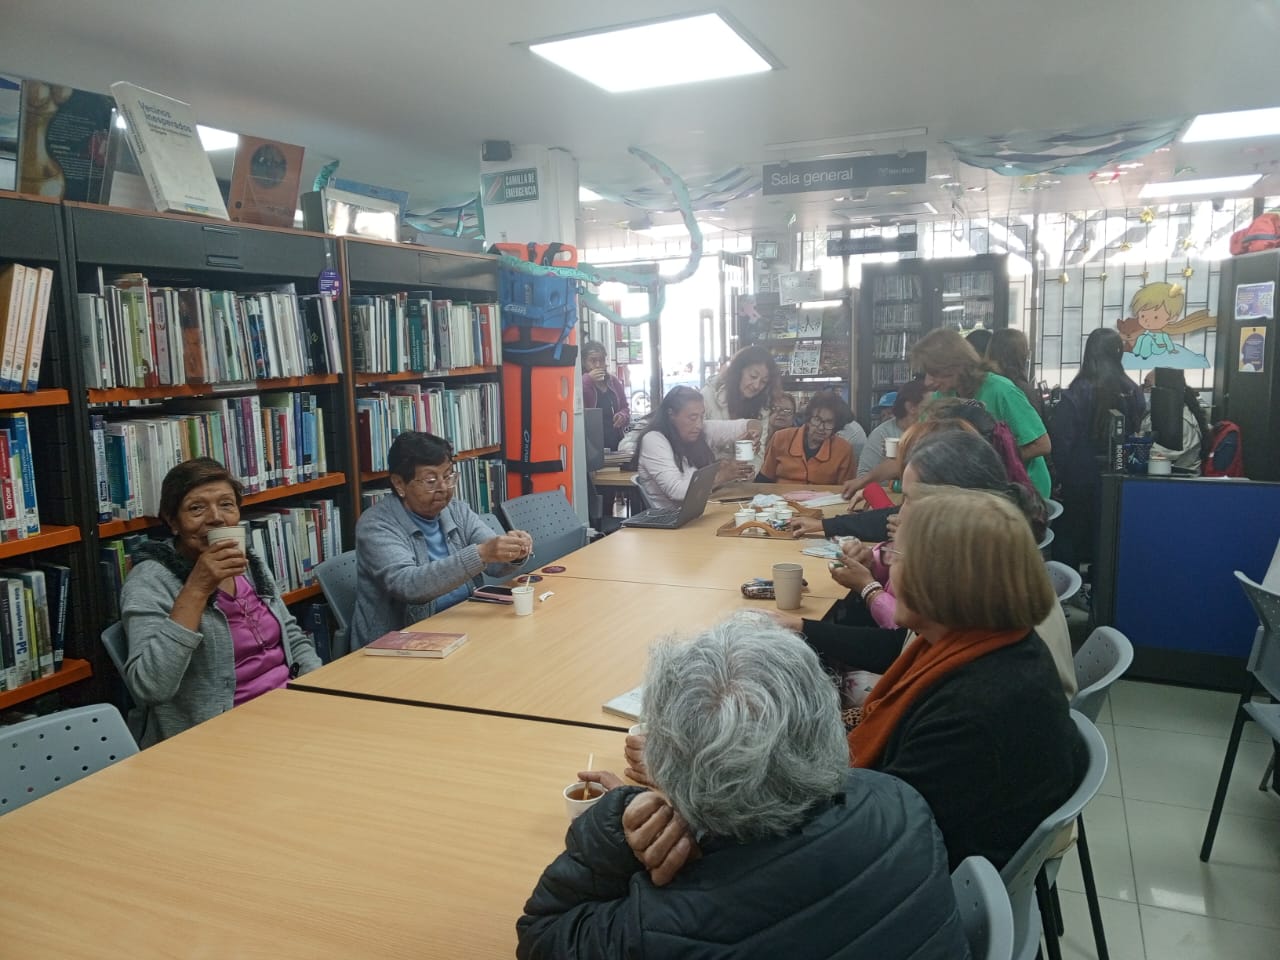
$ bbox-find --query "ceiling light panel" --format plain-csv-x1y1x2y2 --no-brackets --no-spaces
528,13,774,93
1182,107,1280,143
1138,174,1262,198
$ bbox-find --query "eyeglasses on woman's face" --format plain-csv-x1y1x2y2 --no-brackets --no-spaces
808,414,836,431
408,468,459,491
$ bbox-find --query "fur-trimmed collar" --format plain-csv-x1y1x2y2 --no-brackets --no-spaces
132,537,278,606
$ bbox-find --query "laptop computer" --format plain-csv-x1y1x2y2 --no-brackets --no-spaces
623,463,719,530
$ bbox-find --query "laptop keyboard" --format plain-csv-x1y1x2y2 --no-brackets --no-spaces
626,508,682,527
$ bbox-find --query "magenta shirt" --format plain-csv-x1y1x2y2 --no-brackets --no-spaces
214,576,290,705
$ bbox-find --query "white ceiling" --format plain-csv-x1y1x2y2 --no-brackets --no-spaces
6,0,1280,246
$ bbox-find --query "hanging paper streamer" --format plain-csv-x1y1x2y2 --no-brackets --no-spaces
495,146,702,327
312,159,341,191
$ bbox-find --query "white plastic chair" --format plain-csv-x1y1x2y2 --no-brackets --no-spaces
953,856,1015,960
1037,527,1055,561
1045,499,1064,524
1201,571,1280,860
499,491,589,569
1001,711,1108,960
0,704,138,815
314,551,358,657
1044,561,1082,604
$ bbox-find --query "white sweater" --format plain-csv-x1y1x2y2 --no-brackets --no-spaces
637,419,750,510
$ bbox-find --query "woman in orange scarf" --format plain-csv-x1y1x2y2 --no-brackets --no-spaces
848,489,1085,870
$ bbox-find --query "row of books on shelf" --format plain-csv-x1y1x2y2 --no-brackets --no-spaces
0,262,53,392
77,276,343,389
0,564,69,694
0,411,39,542
941,303,996,329
351,294,501,375
941,271,995,298
355,383,501,473
872,303,924,332
873,361,914,389
91,392,329,520
874,275,922,303
100,501,342,619
361,456,507,515
872,331,923,362
769,341,849,377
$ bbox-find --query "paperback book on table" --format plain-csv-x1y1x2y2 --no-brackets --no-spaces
363,630,468,659
109,81,228,219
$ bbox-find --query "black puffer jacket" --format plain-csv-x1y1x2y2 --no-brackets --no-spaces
517,770,971,960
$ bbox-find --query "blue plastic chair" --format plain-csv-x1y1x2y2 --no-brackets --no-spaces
953,856,1015,960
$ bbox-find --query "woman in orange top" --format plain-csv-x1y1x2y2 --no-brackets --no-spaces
757,390,856,485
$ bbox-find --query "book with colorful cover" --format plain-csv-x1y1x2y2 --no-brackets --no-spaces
17,81,114,202
363,630,468,659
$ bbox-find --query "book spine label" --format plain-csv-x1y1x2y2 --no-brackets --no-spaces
0,414,39,534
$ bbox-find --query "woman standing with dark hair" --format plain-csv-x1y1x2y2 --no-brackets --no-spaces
985,328,1046,421
581,340,629,449
351,431,533,647
701,344,780,465
120,457,322,746
1050,328,1146,570
631,385,760,510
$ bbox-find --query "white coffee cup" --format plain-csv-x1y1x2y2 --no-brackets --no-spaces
734,440,755,462
512,584,535,616
734,509,754,527
884,436,900,458
628,722,647,738
773,562,804,610
1147,453,1172,476
774,506,794,522
206,525,246,553
563,781,605,820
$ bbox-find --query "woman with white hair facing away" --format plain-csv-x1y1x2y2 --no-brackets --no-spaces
516,615,970,960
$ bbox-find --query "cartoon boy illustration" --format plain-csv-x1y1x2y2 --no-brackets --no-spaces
1131,281,1182,360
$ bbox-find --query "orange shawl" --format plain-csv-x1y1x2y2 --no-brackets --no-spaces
848,628,1027,768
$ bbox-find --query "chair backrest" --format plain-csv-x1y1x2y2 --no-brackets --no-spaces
1037,527,1055,560
101,621,128,676
1071,626,1134,722
1235,571,1280,701
1044,561,1082,603
499,491,588,567
1000,712,1107,960
314,551,358,633
952,856,1015,960
479,512,506,537
1044,498,1064,523
0,704,138,815
630,474,654,511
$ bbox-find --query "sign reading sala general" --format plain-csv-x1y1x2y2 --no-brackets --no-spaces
482,168,539,204
762,152,928,195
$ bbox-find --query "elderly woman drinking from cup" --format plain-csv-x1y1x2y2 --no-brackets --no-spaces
120,457,322,746
517,614,970,958
351,431,533,647
630,385,760,510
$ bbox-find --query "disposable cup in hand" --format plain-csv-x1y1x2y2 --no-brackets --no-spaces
628,722,647,738
734,440,755,462
564,781,605,820
512,584,535,616
884,436,900,458
206,525,246,554
773,562,803,610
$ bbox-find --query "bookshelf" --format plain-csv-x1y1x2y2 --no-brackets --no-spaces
0,195,509,709
735,291,855,410
855,255,1009,420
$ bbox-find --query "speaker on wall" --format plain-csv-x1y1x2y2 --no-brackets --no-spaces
482,140,513,162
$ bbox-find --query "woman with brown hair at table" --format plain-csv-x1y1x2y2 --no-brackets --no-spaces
120,458,322,746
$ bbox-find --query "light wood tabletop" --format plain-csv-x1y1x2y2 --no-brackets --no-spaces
0,690,626,960
591,466,638,488
291,575,837,728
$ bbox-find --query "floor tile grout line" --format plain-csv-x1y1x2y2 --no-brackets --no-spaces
1111,706,1151,960
1118,792,1280,824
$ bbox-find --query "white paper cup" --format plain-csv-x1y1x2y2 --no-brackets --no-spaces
774,506,794,521
205,525,246,553
512,584,535,616
734,440,755,462
773,562,803,610
734,509,754,526
1147,454,1172,476
563,781,605,820
884,436,900,458
628,722,647,737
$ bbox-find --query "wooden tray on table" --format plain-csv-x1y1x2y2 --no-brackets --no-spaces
716,499,823,539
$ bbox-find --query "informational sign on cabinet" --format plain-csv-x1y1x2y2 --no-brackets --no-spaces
763,151,927,196
1239,325,1266,373
482,168,539,204
1234,281,1275,321
778,269,823,305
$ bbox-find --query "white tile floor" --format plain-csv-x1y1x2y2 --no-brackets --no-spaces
1053,679,1280,959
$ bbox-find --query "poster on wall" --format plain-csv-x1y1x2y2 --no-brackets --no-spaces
779,269,823,305
1239,326,1266,373
1234,282,1275,321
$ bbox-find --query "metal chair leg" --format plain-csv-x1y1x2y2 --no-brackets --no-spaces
1049,881,1065,937
1076,815,1110,960
1259,754,1275,792
1201,701,1251,861
1035,869,1064,960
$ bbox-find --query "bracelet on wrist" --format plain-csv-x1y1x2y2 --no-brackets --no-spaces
859,582,883,602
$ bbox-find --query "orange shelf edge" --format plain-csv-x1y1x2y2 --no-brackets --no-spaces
0,658,93,711
87,374,340,404
0,525,81,560
354,366,498,386
358,445,500,483
282,584,323,605
0,388,70,410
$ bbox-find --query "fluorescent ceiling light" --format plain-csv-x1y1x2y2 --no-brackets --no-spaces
1138,174,1261,198
764,128,928,152
637,221,721,238
579,186,603,202
1183,107,1280,143
528,13,773,93
197,125,239,151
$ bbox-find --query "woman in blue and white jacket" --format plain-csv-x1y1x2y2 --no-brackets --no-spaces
350,431,532,648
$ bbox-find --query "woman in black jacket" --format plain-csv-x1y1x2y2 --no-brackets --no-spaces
516,614,970,960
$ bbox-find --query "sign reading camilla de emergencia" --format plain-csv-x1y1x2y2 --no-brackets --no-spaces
482,168,539,204
762,152,928,196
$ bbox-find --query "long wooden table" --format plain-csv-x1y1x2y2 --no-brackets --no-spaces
0,690,624,959
291,575,838,729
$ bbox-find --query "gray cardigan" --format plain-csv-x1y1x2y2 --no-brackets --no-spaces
120,540,322,747
350,495,517,648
